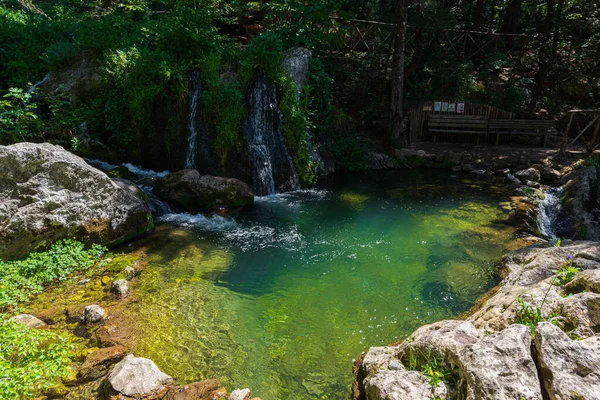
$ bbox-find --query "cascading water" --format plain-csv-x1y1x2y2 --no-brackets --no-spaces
27,73,50,96
537,187,563,239
244,74,300,195
185,71,201,169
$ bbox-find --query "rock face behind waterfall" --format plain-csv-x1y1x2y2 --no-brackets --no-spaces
0,143,153,259
243,73,300,195
155,169,254,212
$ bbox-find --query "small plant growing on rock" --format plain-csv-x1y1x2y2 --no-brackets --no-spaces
553,255,580,286
406,346,452,387
515,297,558,334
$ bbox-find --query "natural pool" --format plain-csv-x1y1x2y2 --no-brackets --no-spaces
124,171,516,399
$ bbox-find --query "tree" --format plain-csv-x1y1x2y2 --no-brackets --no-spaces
389,0,408,145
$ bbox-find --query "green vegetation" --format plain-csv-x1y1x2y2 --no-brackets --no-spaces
406,346,453,387
0,239,107,398
0,88,43,144
554,257,580,286
0,239,106,313
515,297,559,335
0,319,74,399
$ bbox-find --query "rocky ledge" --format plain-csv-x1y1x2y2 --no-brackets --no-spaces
353,241,600,399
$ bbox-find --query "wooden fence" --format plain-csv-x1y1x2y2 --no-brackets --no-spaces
408,101,515,143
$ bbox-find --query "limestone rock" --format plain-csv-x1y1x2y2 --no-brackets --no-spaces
125,265,136,280
281,48,312,94
78,345,126,382
361,346,402,376
155,170,254,212
564,268,600,294
534,322,600,399
9,314,46,328
560,292,600,338
458,324,542,400
229,388,251,400
108,355,173,398
0,143,153,259
399,320,482,364
364,369,446,400
82,304,106,324
559,166,599,240
526,180,541,188
515,168,541,182
393,148,426,161
111,279,129,298
506,174,521,185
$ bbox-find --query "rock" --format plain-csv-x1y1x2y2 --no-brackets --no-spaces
364,369,447,400
361,346,402,376
281,47,312,94
515,168,541,182
368,153,397,170
506,174,521,184
495,168,511,177
111,279,129,298
461,164,474,172
393,148,426,160
534,322,600,399
472,169,488,177
0,143,153,259
525,180,540,188
82,304,105,324
108,355,173,398
399,320,482,364
229,388,251,400
42,55,101,102
560,292,600,338
9,314,46,328
451,165,462,173
164,379,224,400
542,167,561,181
155,170,254,212
78,346,126,382
564,268,600,294
457,324,542,400
559,166,599,240
125,265,136,280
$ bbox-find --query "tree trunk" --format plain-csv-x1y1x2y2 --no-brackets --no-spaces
532,0,555,108
389,0,408,146
501,0,521,34
472,0,485,31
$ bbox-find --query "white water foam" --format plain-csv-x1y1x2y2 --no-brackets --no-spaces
122,163,169,179
158,213,238,230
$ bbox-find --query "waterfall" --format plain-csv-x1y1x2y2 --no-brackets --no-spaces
537,188,563,239
185,71,201,169
244,75,300,196
27,73,50,96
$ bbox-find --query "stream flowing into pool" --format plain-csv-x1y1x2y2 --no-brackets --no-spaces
124,171,515,399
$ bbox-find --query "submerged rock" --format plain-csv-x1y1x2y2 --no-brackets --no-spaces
78,345,126,382
534,322,600,399
229,388,251,400
155,169,254,212
0,143,153,259
111,279,129,298
9,314,46,328
107,355,173,398
368,152,397,170
164,379,225,400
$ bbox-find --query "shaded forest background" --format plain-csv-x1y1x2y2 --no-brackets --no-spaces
1,0,599,172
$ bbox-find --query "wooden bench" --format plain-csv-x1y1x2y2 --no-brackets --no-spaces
489,119,555,147
428,115,489,144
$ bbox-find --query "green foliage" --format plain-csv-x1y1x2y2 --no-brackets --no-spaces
515,297,559,335
327,111,369,171
200,55,245,165
0,319,74,399
0,87,44,144
406,346,452,387
554,257,580,286
0,239,106,313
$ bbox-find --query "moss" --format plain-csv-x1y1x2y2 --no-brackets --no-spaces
107,165,137,180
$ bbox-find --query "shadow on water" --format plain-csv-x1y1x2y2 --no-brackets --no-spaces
122,170,516,399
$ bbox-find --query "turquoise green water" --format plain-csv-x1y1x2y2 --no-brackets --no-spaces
125,171,515,399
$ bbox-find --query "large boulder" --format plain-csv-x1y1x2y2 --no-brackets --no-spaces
0,143,153,259
534,322,600,399
282,47,312,94
107,355,173,398
559,166,600,240
457,324,542,400
515,168,541,182
154,170,254,212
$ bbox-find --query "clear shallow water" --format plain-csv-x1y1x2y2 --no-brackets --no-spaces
125,171,515,399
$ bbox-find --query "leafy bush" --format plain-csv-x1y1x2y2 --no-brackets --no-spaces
0,88,44,144
0,319,74,399
0,239,106,313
